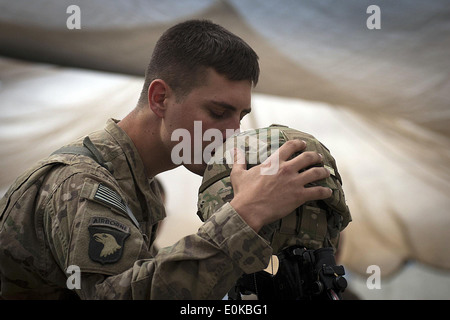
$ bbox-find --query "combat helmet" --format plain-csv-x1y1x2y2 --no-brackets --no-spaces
197,124,351,253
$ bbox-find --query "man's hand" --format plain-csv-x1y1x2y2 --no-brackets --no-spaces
229,139,332,232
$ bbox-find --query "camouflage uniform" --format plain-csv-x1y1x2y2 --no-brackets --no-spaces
0,119,272,299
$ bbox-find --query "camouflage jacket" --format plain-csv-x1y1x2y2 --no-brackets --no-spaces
0,119,272,299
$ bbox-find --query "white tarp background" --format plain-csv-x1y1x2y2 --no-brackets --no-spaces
0,0,449,299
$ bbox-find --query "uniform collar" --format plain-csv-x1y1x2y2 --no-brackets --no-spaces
104,118,166,225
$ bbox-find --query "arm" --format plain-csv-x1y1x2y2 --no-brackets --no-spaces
129,203,272,299
45,174,272,299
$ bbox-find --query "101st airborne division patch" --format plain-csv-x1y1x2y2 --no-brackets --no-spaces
88,217,130,264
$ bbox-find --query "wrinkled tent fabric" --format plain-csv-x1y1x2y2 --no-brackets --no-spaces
1,0,449,137
0,0,449,279
1,57,449,279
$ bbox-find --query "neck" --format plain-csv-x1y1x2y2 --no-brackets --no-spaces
118,108,177,178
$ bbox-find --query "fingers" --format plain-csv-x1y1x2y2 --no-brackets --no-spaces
231,139,330,193
288,150,323,173
232,140,325,180
283,145,332,200
296,165,332,201
300,185,333,202
273,139,307,162
297,166,330,186
268,139,324,173
230,148,246,172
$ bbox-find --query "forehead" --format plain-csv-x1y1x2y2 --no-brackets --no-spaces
190,68,252,110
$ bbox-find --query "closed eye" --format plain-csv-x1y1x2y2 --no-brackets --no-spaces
208,108,226,119
208,100,251,121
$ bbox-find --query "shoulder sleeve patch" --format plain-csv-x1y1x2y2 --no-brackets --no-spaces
67,200,144,275
88,217,130,265
80,181,140,229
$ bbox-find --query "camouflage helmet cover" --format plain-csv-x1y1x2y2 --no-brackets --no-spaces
197,125,351,253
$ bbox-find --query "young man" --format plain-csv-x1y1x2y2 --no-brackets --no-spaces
0,20,331,299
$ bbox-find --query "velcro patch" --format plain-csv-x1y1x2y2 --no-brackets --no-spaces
88,217,130,265
93,184,140,229
94,184,129,215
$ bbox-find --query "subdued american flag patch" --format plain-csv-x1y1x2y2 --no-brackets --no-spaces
94,184,140,229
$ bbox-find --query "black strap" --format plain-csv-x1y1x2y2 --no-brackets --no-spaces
51,137,114,174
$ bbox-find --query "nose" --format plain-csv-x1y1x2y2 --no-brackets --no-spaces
222,118,241,142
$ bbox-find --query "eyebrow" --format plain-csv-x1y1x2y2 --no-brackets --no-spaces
210,100,252,114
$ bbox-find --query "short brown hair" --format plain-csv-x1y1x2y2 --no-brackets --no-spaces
138,19,259,105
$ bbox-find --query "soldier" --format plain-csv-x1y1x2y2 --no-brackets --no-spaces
0,20,332,299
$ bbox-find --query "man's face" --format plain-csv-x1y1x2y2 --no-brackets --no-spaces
163,68,252,176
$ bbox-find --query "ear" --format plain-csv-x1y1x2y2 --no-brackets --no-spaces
148,79,169,118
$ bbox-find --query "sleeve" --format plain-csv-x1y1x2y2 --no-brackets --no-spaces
45,173,273,300
130,202,273,299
